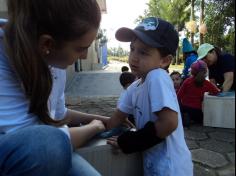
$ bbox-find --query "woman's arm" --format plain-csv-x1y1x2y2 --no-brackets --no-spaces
65,109,110,126
69,120,105,148
64,109,108,148
222,72,234,92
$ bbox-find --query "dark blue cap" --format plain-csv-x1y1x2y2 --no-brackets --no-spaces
115,17,179,55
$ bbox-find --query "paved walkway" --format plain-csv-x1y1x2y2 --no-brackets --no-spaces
65,61,235,176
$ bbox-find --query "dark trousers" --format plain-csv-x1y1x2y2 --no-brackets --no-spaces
180,104,203,127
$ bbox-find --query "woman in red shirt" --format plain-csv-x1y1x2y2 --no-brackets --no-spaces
178,60,220,127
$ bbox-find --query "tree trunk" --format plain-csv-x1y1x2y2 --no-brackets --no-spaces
199,0,205,45
190,0,195,45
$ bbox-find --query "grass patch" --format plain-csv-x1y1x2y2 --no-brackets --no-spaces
108,56,184,72
108,56,128,63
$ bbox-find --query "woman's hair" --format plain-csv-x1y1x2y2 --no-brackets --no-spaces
213,46,222,57
4,0,101,126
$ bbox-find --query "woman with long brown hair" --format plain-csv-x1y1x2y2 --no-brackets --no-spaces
0,0,109,175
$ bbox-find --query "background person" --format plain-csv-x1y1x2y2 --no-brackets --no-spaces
177,60,220,127
121,65,129,72
181,38,198,80
117,71,136,124
170,71,183,93
197,43,235,92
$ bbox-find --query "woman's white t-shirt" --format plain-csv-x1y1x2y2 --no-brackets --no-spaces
0,30,69,137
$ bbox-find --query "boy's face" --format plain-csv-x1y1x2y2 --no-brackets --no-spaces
171,74,182,88
128,39,170,79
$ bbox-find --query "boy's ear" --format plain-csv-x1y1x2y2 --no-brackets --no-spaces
38,34,55,56
160,55,173,69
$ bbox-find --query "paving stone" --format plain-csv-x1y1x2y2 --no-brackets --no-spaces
218,166,235,176
216,128,236,134
227,153,235,164
194,164,216,176
199,139,235,153
185,130,208,141
186,139,199,150
209,132,235,143
66,83,235,175
190,125,216,133
65,96,81,105
191,149,228,168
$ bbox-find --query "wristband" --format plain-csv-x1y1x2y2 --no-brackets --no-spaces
117,121,165,154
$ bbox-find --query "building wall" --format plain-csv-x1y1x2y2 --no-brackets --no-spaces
0,0,7,18
0,0,107,88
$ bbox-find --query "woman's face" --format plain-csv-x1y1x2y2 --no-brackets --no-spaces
202,49,218,66
45,28,98,69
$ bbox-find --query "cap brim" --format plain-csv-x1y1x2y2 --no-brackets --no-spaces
115,27,134,42
197,56,205,60
115,27,163,48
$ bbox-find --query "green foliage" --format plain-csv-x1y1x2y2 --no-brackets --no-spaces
107,56,128,63
107,46,129,57
137,0,235,55
204,0,235,54
137,0,191,31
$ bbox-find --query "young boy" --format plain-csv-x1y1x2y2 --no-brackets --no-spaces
170,71,183,93
106,17,193,176
178,60,220,127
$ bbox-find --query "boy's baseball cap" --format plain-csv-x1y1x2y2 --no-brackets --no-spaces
115,17,179,55
197,43,214,60
190,60,207,76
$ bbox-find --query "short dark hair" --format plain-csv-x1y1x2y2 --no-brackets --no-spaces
119,72,136,88
170,71,181,77
121,66,129,72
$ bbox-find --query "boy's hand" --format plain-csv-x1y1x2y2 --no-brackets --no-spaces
123,118,135,128
107,136,119,148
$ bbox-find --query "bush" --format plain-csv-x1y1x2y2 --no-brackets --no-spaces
108,56,128,63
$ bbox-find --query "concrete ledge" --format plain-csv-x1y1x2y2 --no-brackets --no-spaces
76,138,143,176
203,93,235,128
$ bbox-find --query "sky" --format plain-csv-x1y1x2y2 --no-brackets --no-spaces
100,0,149,50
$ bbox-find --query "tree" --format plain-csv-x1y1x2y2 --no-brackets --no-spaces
204,0,235,54
136,0,192,65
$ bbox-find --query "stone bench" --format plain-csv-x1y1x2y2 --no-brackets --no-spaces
76,138,143,176
203,92,235,128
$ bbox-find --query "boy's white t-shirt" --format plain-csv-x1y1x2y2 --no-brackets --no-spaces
118,69,193,176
